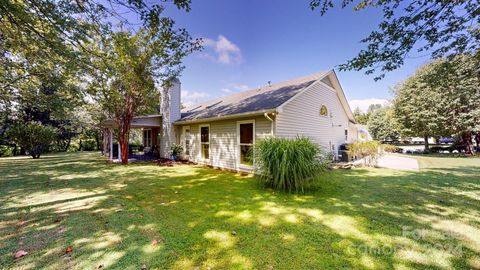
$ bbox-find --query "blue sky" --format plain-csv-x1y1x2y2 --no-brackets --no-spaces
162,0,432,111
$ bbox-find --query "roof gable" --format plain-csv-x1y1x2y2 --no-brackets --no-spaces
325,71,356,123
276,70,355,123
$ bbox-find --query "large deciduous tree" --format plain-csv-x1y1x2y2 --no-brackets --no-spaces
310,0,480,80
428,53,480,154
367,106,400,142
393,53,480,154
392,63,449,151
88,25,200,164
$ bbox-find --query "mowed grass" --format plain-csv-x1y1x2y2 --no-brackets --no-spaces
0,152,479,269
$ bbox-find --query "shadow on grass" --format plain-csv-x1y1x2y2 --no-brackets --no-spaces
0,152,479,269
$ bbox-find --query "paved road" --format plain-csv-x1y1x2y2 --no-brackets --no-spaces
377,154,420,171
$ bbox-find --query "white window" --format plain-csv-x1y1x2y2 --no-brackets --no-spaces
199,124,210,160
237,120,255,167
143,129,152,147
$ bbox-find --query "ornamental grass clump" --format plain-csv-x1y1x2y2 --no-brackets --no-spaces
253,137,327,193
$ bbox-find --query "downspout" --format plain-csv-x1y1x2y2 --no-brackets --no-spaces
264,112,275,136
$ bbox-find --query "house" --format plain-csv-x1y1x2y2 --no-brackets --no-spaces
102,70,359,171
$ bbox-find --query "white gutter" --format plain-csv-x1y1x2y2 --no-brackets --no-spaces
264,112,275,136
174,109,276,125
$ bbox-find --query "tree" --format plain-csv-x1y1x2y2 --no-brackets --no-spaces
4,72,84,152
367,104,382,114
7,122,57,159
88,26,200,164
367,107,400,142
353,107,368,125
310,0,479,80
426,54,480,154
393,53,480,154
393,63,449,151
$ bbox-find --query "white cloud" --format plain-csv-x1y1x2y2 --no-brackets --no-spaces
349,98,389,112
221,88,233,93
232,84,249,91
181,90,210,108
201,35,242,65
220,83,250,95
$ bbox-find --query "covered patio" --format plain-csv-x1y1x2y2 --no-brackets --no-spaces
101,115,163,162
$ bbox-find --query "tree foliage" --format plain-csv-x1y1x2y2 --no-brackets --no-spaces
7,122,57,158
353,104,383,125
310,0,480,80
367,106,400,141
393,53,480,153
0,0,193,97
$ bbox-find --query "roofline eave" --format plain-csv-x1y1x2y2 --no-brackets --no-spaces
174,109,277,125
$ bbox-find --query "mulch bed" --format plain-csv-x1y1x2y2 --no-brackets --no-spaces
157,158,195,167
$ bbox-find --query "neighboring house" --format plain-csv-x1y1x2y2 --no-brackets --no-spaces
357,124,373,141
102,70,359,171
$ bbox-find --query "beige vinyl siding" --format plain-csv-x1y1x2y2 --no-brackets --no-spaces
348,122,359,142
276,81,350,157
178,115,272,170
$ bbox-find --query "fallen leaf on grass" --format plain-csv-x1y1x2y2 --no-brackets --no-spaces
96,264,104,269
65,246,73,254
14,250,28,259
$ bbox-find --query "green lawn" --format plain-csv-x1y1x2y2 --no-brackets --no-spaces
1,152,479,269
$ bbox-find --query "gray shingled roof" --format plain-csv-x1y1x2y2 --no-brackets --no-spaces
179,71,330,122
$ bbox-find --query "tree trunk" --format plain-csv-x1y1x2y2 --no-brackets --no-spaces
116,94,135,165
462,131,474,155
475,132,480,153
65,138,71,152
424,135,430,153
95,134,100,151
118,117,132,164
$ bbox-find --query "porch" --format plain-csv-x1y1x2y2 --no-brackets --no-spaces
101,115,163,162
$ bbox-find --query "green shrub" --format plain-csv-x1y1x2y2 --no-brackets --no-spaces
7,122,57,159
170,143,183,160
383,144,400,153
0,145,14,157
347,140,384,167
67,141,80,152
80,139,97,151
253,137,327,193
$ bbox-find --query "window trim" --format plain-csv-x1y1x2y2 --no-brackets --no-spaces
319,105,329,117
237,119,255,169
182,125,190,158
199,124,210,162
